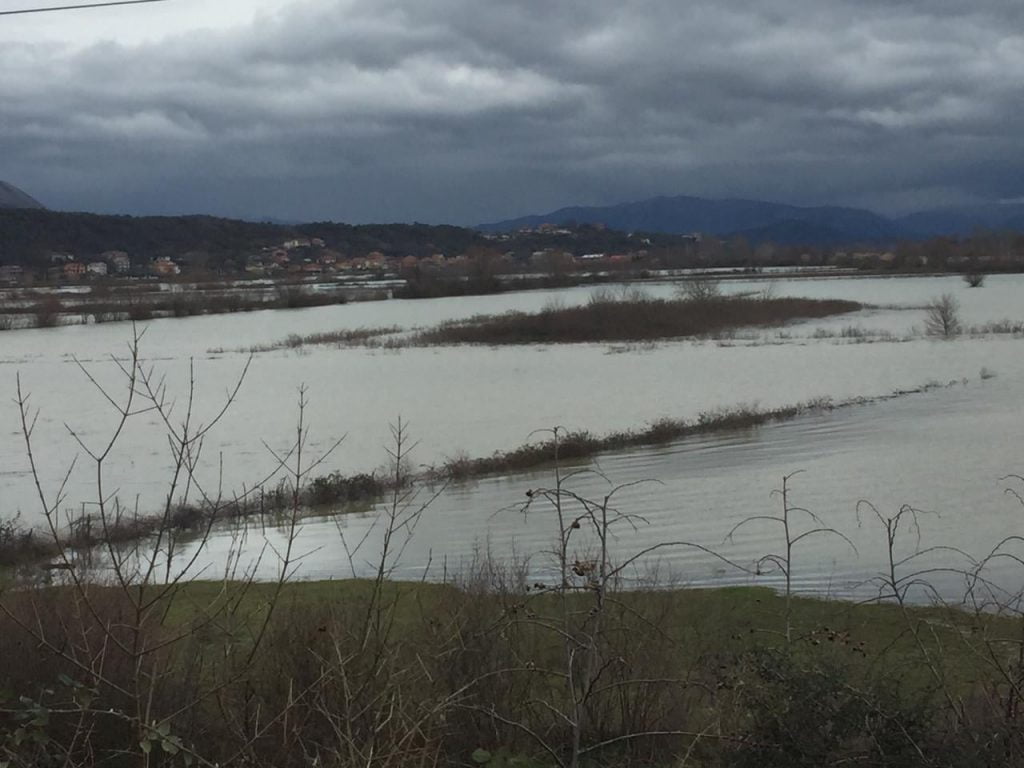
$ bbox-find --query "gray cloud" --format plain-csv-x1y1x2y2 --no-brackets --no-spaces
2,0,1023,222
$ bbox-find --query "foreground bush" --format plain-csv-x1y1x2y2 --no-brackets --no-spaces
3,579,1023,768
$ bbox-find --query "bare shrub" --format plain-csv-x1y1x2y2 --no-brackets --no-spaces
963,272,985,288
170,294,201,317
33,295,63,328
0,514,50,566
758,280,779,300
727,471,855,643
973,319,1024,335
458,427,749,768
243,325,402,352
125,297,153,321
0,333,339,768
923,293,962,338
275,284,340,309
587,286,619,306
676,276,722,302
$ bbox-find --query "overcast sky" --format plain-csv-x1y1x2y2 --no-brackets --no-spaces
1,0,1023,224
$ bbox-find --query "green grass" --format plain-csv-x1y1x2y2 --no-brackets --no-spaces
154,579,1008,692
4,577,1019,766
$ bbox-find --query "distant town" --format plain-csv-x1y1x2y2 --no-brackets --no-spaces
1,211,1021,287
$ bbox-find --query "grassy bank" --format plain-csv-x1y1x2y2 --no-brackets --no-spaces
1,577,1020,767
414,293,862,345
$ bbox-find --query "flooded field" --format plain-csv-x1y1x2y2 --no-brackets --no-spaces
3,273,1024,602
180,377,1024,603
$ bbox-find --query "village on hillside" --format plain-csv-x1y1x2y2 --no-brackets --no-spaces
1,220,1019,286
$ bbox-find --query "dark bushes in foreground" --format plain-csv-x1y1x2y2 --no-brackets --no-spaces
1,580,1020,768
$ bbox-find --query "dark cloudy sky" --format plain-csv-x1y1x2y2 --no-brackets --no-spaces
2,0,1023,223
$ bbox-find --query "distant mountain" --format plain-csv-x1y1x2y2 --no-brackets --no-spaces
480,195,900,244
480,195,1024,244
897,203,1024,238
0,181,44,210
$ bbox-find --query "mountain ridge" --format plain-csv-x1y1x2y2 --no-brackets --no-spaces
0,181,45,210
5,179,1024,245
479,195,1024,244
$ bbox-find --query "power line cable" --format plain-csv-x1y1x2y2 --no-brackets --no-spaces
0,0,168,16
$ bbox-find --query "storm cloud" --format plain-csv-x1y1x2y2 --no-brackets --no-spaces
1,0,1023,222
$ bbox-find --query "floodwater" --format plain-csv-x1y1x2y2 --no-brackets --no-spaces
176,377,1024,604
3,273,1024,603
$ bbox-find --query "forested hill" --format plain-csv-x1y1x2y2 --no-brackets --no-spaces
0,208,682,271
0,209,488,268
